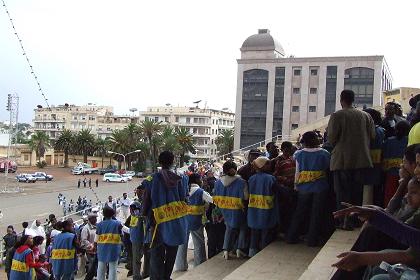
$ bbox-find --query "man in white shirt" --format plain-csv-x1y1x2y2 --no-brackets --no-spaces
119,193,131,221
81,213,98,280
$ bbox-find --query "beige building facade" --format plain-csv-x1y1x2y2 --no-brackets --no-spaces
383,87,420,113
234,29,393,150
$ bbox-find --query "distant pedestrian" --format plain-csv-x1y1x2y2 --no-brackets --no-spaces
95,178,99,188
88,178,92,188
45,176,48,183
83,178,87,188
77,179,81,189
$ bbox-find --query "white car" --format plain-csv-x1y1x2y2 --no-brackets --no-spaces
121,174,133,181
103,173,128,183
125,171,136,177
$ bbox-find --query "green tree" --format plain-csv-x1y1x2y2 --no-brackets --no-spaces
175,126,196,165
74,129,96,163
139,119,163,170
28,131,50,163
215,129,234,156
54,129,74,167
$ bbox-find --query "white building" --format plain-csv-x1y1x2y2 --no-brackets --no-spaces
139,106,235,159
234,29,393,149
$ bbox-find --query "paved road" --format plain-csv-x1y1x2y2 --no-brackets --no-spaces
0,167,141,234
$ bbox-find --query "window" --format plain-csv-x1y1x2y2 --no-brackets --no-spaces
186,117,190,124
292,106,299,112
293,88,300,94
293,69,301,76
212,119,215,124
175,116,179,122
310,88,317,94
309,106,317,112
24,154,29,161
194,118,199,123
212,129,214,134
165,117,169,122
193,128,198,134
154,117,159,122
291,124,299,129
310,69,318,76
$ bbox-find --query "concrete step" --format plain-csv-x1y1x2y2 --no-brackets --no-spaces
223,241,320,280
298,229,360,280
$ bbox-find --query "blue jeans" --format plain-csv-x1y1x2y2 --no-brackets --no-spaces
175,225,207,271
223,223,247,251
249,228,271,257
53,272,74,280
97,261,117,280
150,242,178,280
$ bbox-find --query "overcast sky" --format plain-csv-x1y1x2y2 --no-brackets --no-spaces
1,0,419,123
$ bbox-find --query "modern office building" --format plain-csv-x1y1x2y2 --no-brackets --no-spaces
139,106,235,159
33,104,138,139
234,29,393,149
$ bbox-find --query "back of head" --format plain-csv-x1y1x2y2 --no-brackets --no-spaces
222,160,237,175
265,142,275,150
280,141,293,150
62,220,73,231
188,173,201,185
395,120,410,139
300,131,320,148
102,206,115,218
405,144,418,164
22,222,28,228
363,108,382,126
340,90,355,106
158,151,174,168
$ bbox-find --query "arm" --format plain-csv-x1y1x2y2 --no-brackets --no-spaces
80,227,91,249
386,177,410,214
202,190,213,204
367,114,376,141
142,188,151,217
25,252,43,268
327,115,339,146
243,181,249,201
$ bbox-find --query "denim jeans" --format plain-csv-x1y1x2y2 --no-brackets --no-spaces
223,223,247,251
97,261,117,280
150,242,178,280
132,242,144,280
53,272,74,280
249,228,271,257
175,226,207,271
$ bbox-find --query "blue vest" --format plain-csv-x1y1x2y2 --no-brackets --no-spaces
51,232,76,276
96,219,122,262
10,248,34,280
187,188,205,231
214,177,246,228
294,149,330,193
151,172,188,246
382,136,408,176
129,215,144,244
247,173,277,229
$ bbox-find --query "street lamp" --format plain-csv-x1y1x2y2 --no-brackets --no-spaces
107,149,141,171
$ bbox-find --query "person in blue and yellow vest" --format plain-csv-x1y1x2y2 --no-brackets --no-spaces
363,108,386,207
10,234,43,280
214,160,248,260
382,120,410,206
129,200,145,280
247,156,278,257
95,206,128,280
51,219,78,280
286,131,331,247
175,173,213,271
142,151,188,280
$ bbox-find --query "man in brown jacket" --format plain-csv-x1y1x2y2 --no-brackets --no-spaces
327,90,375,229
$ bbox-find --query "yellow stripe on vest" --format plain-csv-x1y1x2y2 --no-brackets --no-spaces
51,248,76,260
187,205,205,215
97,233,121,245
213,196,243,210
370,149,382,164
130,216,139,227
383,158,402,170
249,194,274,209
297,171,325,184
153,201,188,225
11,260,28,272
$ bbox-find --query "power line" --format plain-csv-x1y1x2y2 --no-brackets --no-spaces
1,0,51,110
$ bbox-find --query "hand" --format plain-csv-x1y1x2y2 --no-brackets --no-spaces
333,203,377,221
399,167,411,180
332,251,365,271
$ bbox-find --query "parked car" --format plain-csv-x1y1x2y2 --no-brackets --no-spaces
16,174,36,183
71,163,99,175
103,173,128,183
0,159,17,173
125,171,136,177
135,171,145,178
98,165,117,175
121,174,133,181
32,172,54,181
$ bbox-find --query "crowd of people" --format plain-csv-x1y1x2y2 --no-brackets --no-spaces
4,89,420,280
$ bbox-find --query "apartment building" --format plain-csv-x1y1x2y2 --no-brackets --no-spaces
139,106,235,159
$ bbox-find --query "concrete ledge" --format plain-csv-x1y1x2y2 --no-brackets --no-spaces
298,229,359,280
223,241,320,280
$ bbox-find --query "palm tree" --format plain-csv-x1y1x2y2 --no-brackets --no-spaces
95,137,109,168
28,131,50,163
139,119,163,170
175,126,196,165
74,129,96,163
108,129,129,169
160,126,181,153
54,129,74,167
215,129,234,156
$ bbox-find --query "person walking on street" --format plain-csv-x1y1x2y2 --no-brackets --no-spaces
51,220,78,280
95,178,99,188
83,178,87,188
120,193,132,221
78,179,81,189
88,178,92,188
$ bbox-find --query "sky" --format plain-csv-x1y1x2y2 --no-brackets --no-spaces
1,0,420,123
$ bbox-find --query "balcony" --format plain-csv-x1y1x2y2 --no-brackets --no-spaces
33,118,65,123
34,127,62,131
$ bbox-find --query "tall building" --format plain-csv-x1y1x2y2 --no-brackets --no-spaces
33,104,138,139
139,106,235,159
234,29,393,149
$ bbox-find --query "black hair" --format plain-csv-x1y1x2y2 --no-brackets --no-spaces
158,151,174,168
280,141,293,150
405,144,418,164
103,206,115,218
266,142,276,150
188,173,202,185
16,235,30,248
300,131,320,148
363,108,382,126
22,222,28,228
395,120,410,139
7,225,14,230
62,220,72,230
48,214,56,221
340,90,355,105
222,160,237,174
54,221,63,230
409,95,420,108
33,236,44,246
123,192,127,195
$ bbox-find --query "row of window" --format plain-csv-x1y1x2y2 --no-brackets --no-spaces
145,116,234,126
292,106,317,112
293,68,319,77
292,87,318,94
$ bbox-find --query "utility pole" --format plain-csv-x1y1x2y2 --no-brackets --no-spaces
4,93,19,193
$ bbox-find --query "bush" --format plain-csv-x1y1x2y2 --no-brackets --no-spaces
36,161,47,168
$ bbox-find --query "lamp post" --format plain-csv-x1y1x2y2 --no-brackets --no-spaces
107,149,141,171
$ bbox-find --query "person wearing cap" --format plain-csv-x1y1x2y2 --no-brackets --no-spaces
237,149,261,182
214,160,249,260
10,234,44,280
286,131,331,247
247,157,278,257
81,213,98,280
129,201,144,280
51,219,78,280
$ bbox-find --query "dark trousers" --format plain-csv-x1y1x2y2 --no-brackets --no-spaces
84,254,98,280
277,186,297,232
286,190,328,246
150,242,178,280
205,223,226,259
142,243,150,278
